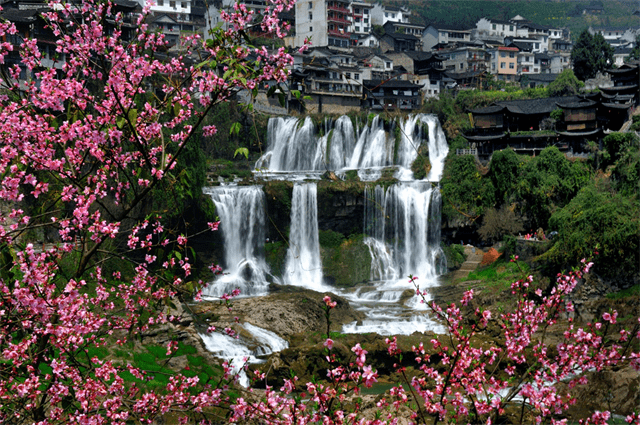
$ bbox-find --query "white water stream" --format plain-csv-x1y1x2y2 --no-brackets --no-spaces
199,323,288,387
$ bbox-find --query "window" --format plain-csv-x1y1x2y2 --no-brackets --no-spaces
309,12,312,19
392,13,396,18
345,72,351,79
509,52,515,58
310,26,313,31
500,62,505,69
509,25,513,31
355,17,360,22
181,1,186,8
364,18,368,23
170,1,175,8
500,52,506,58
308,1,312,8
492,24,496,30
354,7,360,13
364,8,369,14
459,63,463,70
385,61,391,68
158,0,164,5
355,26,360,32
492,63,495,70
354,73,359,80
385,12,388,17
509,63,514,69
369,40,375,46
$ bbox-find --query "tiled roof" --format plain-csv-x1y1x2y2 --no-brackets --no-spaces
0,8,40,23
364,78,423,89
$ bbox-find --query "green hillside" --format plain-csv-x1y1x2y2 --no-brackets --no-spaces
390,0,640,38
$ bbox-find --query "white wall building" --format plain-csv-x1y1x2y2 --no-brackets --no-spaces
475,18,518,40
350,0,372,36
370,3,409,26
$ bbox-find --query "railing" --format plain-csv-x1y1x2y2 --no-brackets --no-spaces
327,15,350,24
328,29,351,37
327,5,350,13
456,148,478,156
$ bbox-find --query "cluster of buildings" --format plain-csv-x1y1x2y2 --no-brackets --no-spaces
211,0,638,115
0,0,638,118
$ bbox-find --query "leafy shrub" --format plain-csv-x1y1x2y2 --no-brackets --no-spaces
543,184,640,279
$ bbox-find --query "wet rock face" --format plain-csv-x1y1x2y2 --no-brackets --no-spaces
556,364,640,419
316,187,365,237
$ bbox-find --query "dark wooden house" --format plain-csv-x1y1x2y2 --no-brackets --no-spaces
363,78,423,110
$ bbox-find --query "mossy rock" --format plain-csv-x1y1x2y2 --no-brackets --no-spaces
411,143,431,180
320,234,372,287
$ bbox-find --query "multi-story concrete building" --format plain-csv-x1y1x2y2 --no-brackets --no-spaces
490,46,519,82
294,0,352,48
517,51,537,75
349,0,372,36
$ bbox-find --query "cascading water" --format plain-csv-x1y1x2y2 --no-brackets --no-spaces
284,183,325,290
203,113,450,371
344,181,448,335
203,186,271,298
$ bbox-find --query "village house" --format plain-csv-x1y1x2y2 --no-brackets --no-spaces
489,46,519,82
422,23,472,51
440,46,490,73
362,78,423,111
385,51,447,99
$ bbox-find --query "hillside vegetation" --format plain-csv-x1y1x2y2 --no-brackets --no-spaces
389,0,639,36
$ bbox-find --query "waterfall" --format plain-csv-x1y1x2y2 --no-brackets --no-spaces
348,116,393,181
424,115,449,181
364,183,446,283
284,183,324,289
327,115,356,170
255,115,356,173
203,186,270,297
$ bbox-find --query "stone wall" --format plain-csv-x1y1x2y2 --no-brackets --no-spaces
304,93,362,115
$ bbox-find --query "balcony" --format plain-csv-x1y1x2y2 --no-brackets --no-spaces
327,4,350,13
327,14,350,24
328,28,351,38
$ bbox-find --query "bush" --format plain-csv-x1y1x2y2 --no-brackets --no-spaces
478,205,525,244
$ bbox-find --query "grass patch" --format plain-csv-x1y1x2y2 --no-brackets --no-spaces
606,284,640,300
466,259,530,291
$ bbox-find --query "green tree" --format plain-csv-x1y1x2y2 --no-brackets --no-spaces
516,147,590,229
571,30,614,81
441,155,495,223
543,184,640,279
546,69,584,97
489,148,523,205
602,132,639,165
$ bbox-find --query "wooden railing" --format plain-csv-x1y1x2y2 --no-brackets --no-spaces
456,148,478,156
